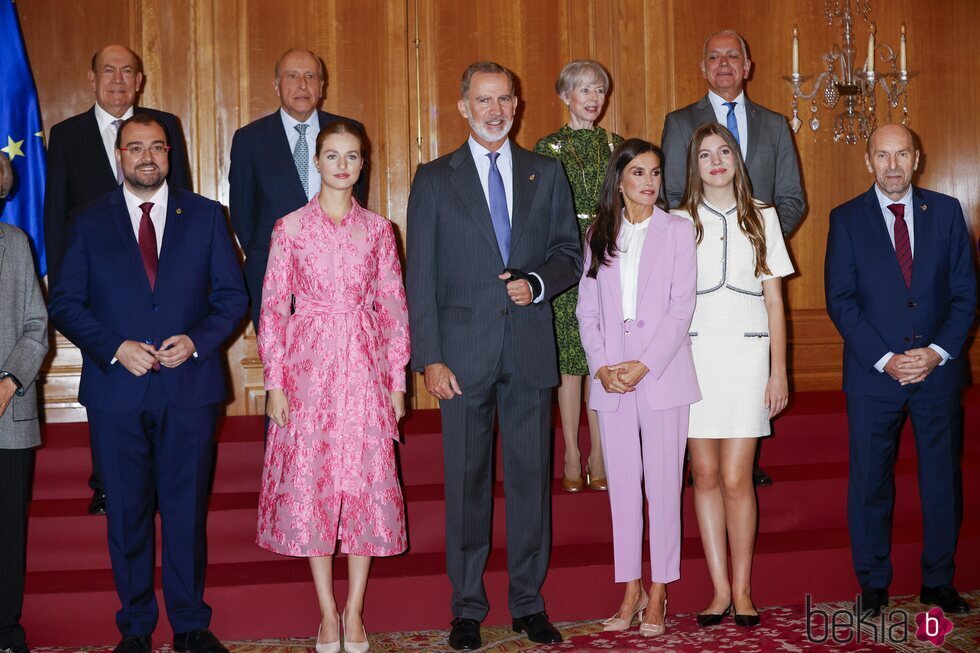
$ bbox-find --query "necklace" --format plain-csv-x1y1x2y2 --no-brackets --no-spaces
560,126,612,195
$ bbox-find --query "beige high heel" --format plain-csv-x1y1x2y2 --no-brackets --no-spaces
601,592,649,631
639,598,667,637
342,610,370,653
315,614,341,653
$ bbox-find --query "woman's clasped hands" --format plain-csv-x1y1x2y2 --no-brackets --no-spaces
596,361,649,394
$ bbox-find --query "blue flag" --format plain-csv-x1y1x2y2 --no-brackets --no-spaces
0,0,47,275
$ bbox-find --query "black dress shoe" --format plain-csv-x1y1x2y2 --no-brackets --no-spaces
752,467,773,487
734,612,761,627
512,611,562,644
857,587,889,618
88,491,107,515
173,629,229,653
448,618,481,650
3,643,31,653
696,603,732,627
112,635,151,653
921,585,970,613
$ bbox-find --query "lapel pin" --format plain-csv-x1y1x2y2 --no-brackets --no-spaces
920,204,927,211
529,174,535,181
176,208,182,214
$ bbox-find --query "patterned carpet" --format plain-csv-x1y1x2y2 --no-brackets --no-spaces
31,591,980,652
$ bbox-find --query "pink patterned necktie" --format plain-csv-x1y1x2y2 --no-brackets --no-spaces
888,203,912,288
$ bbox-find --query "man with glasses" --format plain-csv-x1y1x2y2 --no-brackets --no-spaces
48,115,247,653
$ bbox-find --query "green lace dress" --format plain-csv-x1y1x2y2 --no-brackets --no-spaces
534,125,623,376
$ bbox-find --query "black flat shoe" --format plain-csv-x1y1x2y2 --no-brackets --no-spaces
173,629,228,653
857,587,889,618
696,603,732,627
734,612,761,627
752,467,773,487
920,585,970,613
448,617,481,650
512,611,562,644
112,635,151,653
88,490,107,515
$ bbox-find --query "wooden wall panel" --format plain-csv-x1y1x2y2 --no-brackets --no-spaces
14,0,978,421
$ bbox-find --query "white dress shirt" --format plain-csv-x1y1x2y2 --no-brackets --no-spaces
280,108,321,201
122,181,168,254
618,213,652,321
870,184,949,372
707,90,748,160
94,103,134,182
466,136,544,302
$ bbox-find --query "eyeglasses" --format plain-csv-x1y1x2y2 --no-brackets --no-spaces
118,144,171,156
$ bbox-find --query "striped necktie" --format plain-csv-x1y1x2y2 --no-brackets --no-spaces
888,203,912,288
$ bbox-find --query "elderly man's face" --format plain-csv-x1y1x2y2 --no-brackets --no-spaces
88,45,143,118
701,34,750,100
865,125,919,201
275,50,324,122
457,72,517,150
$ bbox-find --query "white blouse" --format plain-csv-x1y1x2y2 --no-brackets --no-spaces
618,214,652,320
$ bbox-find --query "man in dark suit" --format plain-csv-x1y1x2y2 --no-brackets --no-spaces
48,115,248,653
406,61,582,650
44,43,191,514
661,29,806,486
0,221,48,653
229,47,365,332
825,124,976,618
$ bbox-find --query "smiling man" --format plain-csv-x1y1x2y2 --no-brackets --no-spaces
43,43,191,516
406,61,581,650
229,48,365,333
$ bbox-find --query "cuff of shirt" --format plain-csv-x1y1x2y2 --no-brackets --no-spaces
928,344,951,366
874,352,894,373
529,272,545,304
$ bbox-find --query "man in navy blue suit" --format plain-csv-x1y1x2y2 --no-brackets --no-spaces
826,124,977,619
48,115,248,653
229,48,365,332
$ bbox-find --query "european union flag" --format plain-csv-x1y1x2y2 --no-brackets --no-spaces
0,0,46,275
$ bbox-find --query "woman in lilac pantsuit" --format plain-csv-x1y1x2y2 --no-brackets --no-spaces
577,139,700,638
257,121,409,652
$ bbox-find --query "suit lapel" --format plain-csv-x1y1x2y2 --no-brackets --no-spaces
695,95,717,130
0,226,6,282
81,107,117,186
909,187,930,293
449,143,503,262
636,209,668,303
509,145,538,254
267,111,307,204
601,251,625,322
156,186,186,291
743,98,762,168
108,188,152,292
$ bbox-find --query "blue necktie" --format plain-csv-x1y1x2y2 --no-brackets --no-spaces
486,151,511,265
293,123,309,197
724,101,740,147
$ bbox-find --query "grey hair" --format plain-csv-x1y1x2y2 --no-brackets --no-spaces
274,48,325,81
555,59,611,98
702,29,749,61
460,61,515,98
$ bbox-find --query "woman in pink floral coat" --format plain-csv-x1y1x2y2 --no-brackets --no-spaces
257,121,409,652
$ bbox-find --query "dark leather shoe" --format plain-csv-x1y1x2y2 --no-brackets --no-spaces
5,643,31,653
448,618,481,650
734,612,761,627
696,603,732,627
752,467,773,487
857,587,889,618
88,491,107,515
112,635,151,653
173,629,229,653
512,611,562,644
920,585,970,613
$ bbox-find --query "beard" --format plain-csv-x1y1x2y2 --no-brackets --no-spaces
467,114,513,145
124,165,166,192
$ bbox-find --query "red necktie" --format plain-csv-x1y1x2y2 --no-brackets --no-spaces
138,202,158,290
888,203,912,288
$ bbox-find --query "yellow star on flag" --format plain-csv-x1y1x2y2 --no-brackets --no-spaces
2,136,25,160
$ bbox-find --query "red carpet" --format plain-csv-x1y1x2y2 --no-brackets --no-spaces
23,388,980,645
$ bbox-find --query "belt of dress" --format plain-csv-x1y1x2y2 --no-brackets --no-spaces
293,296,370,316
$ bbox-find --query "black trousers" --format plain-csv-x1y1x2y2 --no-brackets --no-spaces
0,447,35,647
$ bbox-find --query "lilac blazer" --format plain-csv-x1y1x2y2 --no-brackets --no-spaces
576,207,701,411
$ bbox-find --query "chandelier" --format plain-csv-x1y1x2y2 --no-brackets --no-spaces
783,0,914,144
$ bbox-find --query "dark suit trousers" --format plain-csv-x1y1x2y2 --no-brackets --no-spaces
87,373,217,636
846,385,963,590
440,322,554,621
0,448,34,647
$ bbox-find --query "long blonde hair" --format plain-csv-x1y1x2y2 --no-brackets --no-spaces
680,122,771,277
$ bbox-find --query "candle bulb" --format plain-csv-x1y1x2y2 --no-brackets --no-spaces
899,24,907,72
792,26,799,75
866,27,875,72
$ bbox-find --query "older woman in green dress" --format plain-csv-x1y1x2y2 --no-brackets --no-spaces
535,60,623,492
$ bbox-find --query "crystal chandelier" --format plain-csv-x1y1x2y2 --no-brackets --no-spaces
783,0,915,144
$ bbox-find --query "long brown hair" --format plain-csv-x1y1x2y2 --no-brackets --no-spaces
680,122,771,277
585,138,667,278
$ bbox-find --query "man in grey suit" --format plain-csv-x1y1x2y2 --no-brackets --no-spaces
0,221,49,653
661,29,806,486
406,61,582,651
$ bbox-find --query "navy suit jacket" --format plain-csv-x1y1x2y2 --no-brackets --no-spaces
47,186,248,411
228,109,365,326
825,185,977,397
44,106,192,277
